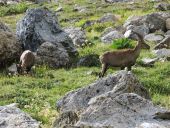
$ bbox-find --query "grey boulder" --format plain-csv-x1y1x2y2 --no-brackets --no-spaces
36,42,69,68
16,8,77,56
155,12,170,20
123,15,143,28
144,33,164,43
54,71,170,128
64,27,87,47
141,13,166,32
101,30,124,43
77,54,100,67
57,71,150,113
125,24,149,37
76,93,170,128
0,104,40,128
124,13,166,33
100,27,115,37
153,48,170,59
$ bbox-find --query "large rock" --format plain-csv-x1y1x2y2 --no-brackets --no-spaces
125,24,149,37
142,13,166,32
36,42,69,68
0,104,40,128
64,27,87,47
154,36,170,49
144,33,164,43
0,30,22,68
54,71,170,128
16,8,77,67
101,30,124,43
123,15,144,28
76,93,170,128
56,71,150,116
124,13,166,33
77,54,100,67
156,12,170,20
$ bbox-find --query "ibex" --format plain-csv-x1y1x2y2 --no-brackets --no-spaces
99,31,150,77
17,50,35,74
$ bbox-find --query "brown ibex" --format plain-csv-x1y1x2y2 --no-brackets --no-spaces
99,31,150,77
17,50,35,74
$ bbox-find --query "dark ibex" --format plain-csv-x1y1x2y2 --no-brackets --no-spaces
99,31,150,77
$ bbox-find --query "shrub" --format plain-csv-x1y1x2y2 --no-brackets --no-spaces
111,38,135,49
0,2,29,17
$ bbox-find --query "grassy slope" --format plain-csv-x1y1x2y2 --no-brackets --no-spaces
0,0,170,127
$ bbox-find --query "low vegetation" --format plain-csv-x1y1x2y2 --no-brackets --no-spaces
111,38,135,49
0,0,169,127
0,2,29,17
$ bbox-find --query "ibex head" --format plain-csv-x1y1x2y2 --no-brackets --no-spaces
125,30,150,49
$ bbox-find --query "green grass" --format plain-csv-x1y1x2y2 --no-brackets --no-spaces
0,66,98,126
0,44,169,127
111,38,136,49
0,2,30,17
0,0,169,127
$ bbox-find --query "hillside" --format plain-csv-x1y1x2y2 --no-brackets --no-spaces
0,0,170,127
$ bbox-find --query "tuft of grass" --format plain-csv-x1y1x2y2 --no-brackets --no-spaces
111,38,135,49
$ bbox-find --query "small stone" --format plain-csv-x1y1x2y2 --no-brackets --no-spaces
141,58,158,67
97,13,119,23
101,30,124,43
0,104,40,128
154,36,170,49
153,48,170,59
64,27,87,47
144,33,164,43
